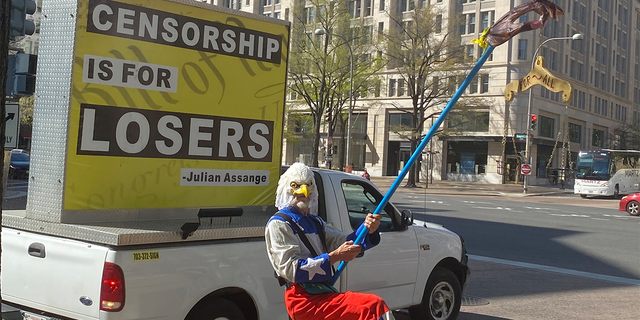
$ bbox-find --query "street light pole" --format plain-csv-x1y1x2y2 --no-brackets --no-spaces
523,33,583,193
315,28,354,171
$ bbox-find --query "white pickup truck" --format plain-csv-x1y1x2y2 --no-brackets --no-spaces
2,168,469,320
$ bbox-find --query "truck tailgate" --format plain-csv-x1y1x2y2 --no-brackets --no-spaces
1,227,110,319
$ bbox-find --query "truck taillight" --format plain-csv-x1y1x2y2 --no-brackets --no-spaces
100,262,125,312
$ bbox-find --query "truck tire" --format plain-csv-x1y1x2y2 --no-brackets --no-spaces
409,267,461,320
185,298,245,320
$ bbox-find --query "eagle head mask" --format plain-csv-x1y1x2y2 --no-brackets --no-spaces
275,163,319,215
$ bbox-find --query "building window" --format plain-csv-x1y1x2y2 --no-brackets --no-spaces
469,75,478,94
592,129,605,147
388,79,396,97
480,74,489,93
388,113,412,127
448,111,490,132
468,13,475,33
304,7,314,23
538,115,554,138
398,79,405,96
459,14,466,34
568,123,581,143
289,114,313,134
481,11,491,30
518,40,527,60
446,141,488,175
436,15,442,33
447,76,456,95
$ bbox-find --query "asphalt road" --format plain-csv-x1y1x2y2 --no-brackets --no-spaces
390,193,640,320
3,183,639,319
390,193,639,280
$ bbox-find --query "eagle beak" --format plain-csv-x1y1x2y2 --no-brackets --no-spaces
293,184,310,198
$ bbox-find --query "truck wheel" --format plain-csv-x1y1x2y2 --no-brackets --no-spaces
185,298,245,320
409,267,461,320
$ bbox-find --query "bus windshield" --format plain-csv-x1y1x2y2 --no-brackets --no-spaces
575,153,611,180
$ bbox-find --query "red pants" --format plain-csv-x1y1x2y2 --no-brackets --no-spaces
285,283,389,320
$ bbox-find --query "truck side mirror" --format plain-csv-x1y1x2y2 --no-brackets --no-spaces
401,210,414,227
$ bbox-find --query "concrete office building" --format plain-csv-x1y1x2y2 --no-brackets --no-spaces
198,0,640,185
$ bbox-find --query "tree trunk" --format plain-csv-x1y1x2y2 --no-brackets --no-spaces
405,138,418,187
311,114,322,167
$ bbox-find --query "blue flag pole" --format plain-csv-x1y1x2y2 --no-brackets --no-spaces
332,45,495,285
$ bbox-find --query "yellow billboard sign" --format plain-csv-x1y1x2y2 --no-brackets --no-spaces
66,0,289,210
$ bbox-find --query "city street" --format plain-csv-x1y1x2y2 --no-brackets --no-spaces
3,181,640,319
389,192,640,320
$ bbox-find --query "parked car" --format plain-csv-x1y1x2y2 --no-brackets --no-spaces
619,193,640,216
9,150,30,179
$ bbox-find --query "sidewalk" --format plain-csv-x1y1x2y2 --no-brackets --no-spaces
369,176,574,197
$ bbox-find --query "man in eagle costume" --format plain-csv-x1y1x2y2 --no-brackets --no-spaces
265,163,393,320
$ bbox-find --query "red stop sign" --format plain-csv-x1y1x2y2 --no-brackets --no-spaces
521,164,532,175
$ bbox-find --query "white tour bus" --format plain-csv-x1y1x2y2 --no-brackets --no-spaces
574,149,640,198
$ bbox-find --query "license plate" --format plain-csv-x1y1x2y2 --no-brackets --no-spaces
22,311,52,320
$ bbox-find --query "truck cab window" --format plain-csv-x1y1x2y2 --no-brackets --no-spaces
341,181,400,232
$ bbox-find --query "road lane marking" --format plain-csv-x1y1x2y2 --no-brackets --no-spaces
550,213,590,218
469,254,640,286
475,207,522,212
463,200,492,204
525,206,560,211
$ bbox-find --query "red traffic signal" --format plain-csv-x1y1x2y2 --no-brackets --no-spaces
530,115,538,130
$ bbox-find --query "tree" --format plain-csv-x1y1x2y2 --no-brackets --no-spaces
19,95,34,125
287,0,383,168
382,5,479,187
612,123,640,151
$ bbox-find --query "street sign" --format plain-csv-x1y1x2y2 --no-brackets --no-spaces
521,164,532,175
4,103,20,149
514,133,527,143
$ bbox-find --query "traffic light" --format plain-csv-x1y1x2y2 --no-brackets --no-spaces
530,114,538,130
10,0,37,37
6,53,38,97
